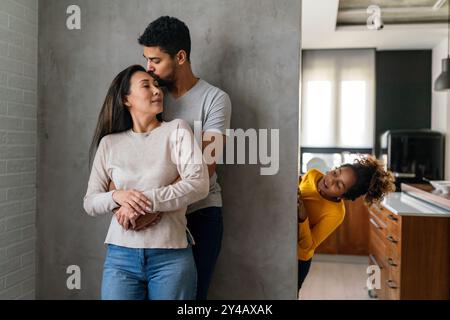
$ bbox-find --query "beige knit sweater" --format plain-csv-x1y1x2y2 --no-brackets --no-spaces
83,119,209,249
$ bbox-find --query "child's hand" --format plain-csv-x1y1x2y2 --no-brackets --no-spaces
297,187,307,222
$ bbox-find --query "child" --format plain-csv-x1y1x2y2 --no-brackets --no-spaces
297,155,395,292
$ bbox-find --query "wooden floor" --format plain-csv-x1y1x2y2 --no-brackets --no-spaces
298,254,376,300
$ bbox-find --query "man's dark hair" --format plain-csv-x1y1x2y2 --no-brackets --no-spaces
138,16,191,61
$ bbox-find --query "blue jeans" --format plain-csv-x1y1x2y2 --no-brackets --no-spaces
187,206,223,300
101,243,197,300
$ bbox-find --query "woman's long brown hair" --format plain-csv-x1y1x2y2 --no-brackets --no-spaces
89,65,149,165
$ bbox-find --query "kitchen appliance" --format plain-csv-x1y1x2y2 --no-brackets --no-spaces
428,180,450,195
380,129,445,190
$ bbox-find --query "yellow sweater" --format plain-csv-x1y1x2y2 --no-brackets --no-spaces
298,169,346,261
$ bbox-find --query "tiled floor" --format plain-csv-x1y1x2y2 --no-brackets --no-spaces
298,254,377,300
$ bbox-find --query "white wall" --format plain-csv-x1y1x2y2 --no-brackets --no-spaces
432,38,450,180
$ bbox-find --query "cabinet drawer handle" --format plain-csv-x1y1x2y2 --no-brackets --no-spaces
369,254,383,269
387,280,398,289
370,218,381,229
386,235,398,244
387,214,398,222
387,258,398,267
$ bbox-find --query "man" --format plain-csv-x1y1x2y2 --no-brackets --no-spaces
138,16,232,300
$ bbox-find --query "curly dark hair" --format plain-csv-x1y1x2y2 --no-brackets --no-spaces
341,156,396,206
138,16,191,61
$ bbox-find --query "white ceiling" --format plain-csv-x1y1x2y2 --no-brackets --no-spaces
302,0,449,50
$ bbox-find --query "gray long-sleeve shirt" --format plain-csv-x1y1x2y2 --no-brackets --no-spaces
83,119,209,248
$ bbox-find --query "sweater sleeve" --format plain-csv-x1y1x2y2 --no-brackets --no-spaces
143,120,209,212
83,137,119,216
298,213,344,255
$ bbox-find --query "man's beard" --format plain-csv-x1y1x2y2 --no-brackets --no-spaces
148,69,176,88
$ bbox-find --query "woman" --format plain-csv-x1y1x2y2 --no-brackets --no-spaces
297,156,396,293
83,65,209,300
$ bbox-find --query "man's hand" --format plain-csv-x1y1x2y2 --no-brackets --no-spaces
109,177,181,231
115,205,162,231
133,213,163,231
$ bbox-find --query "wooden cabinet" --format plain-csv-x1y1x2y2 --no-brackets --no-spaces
368,203,450,300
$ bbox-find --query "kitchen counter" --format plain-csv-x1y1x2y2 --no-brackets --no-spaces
382,192,450,217
369,192,450,299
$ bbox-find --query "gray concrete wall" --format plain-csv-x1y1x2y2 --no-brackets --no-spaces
0,0,37,300
37,0,300,299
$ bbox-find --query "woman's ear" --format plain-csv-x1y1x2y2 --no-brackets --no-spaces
123,96,131,108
